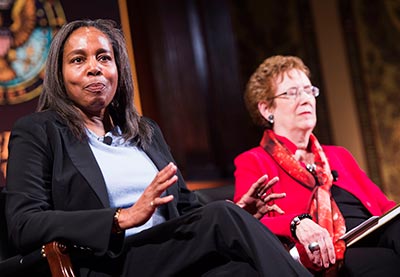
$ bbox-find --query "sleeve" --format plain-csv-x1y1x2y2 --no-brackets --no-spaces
234,149,302,239
5,115,120,256
233,151,263,203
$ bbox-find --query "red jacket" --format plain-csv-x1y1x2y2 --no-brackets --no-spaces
234,133,396,266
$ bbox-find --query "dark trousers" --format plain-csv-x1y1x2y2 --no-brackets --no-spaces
83,201,311,276
342,217,400,276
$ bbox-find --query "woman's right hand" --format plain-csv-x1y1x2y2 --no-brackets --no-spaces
117,162,178,230
295,218,336,269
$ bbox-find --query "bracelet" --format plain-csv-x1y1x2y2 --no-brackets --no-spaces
112,207,123,234
290,213,312,240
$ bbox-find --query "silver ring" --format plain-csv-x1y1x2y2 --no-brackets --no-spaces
308,242,320,252
150,201,154,207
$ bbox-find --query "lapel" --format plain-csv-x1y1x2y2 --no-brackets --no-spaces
142,133,182,219
59,125,110,208
144,144,170,171
57,116,174,209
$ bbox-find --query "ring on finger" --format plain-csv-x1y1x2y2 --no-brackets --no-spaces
150,200,154,207
308,242,320,252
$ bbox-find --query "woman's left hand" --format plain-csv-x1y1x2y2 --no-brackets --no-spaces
236,175,286,219
295,219,336,268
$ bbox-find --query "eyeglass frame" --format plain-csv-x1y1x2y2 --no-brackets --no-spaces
267,86,320,101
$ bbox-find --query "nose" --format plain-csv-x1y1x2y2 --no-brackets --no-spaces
87,58,101,76
296,90,314,105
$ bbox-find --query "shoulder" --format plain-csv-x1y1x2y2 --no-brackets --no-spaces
8,110,68,154
140,116,163,138
140,116,159,130
139,116,170,148
322,145,359,167
12,110,63,132
322,145,353,157
235,146,271,163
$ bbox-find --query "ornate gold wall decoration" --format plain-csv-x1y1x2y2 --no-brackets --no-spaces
0,0,66,186
0,0,65,105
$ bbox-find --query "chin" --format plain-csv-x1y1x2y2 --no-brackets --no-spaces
301,122,316,131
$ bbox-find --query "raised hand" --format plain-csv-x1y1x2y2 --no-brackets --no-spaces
117,162,177,230
236,175,286,219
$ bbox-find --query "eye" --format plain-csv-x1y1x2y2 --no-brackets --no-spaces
286,88,298,97
70,56,84,64
98,54,112,62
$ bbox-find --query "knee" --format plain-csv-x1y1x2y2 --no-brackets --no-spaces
202,200,241,216
201,200,254,225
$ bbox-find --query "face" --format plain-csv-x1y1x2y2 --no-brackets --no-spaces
261,69,317,137
62,27,118,117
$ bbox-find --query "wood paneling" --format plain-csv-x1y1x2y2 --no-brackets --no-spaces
127,0,332,185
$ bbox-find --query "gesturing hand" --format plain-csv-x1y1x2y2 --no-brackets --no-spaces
235,175,286,219
117,162,177,230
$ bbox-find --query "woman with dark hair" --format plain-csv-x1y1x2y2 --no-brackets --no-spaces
234,55,400,276
37,19,149,145
5,20,311,276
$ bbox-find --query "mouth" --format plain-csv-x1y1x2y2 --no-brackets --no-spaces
85,82,106,93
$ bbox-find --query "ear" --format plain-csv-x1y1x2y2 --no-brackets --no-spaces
258,100,274,121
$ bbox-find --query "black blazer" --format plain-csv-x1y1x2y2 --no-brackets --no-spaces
5,110,200,256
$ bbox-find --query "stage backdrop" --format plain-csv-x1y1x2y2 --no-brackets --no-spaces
340,0,400,202
127,0,333,187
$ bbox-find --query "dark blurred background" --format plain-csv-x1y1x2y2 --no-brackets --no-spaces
1,0,400,202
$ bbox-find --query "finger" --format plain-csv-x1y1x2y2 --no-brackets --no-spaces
156,163,177,183
265,176,279,188
256,203,284,216
313,250,322,267
265,203,285,214
153,164,178,189
304,243,320,266
308,244,322,267
317,242,328,268
157,175,178,191
262,192,286,203
321,237,336,267
256,176,279,196
251,175,268,196
151,195,174,207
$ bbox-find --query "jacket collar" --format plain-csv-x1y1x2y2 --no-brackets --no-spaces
59,124,111,207
59,121,171,208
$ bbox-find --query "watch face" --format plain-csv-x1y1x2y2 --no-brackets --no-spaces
0,0,66,105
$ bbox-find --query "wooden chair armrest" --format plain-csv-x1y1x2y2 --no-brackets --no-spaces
42,241,75,277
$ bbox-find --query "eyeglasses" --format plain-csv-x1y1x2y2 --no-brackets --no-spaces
268,86,320,101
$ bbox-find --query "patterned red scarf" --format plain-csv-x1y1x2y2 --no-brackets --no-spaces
261,130,346,260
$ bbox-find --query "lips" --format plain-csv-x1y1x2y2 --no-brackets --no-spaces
85,82,106,93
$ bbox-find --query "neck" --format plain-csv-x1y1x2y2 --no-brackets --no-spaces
274,128,312,151
81,109,114,136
